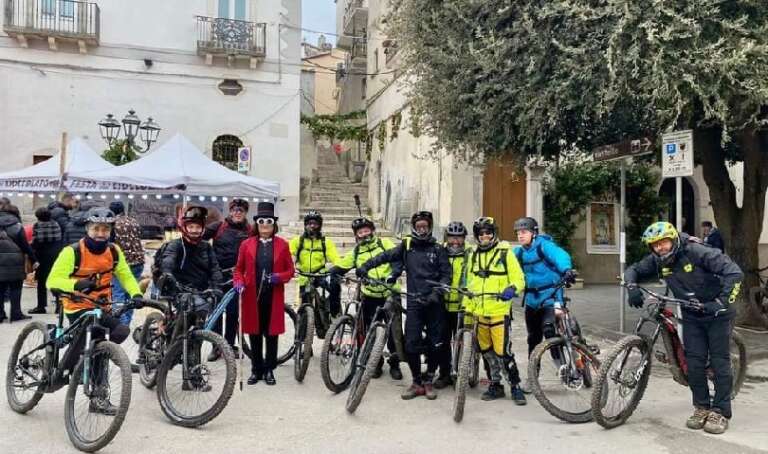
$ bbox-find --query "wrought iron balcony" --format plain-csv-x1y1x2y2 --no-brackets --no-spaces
3,0,100,49
196,16,266,64
342,0,367,36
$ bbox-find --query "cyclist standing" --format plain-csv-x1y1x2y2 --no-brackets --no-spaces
624,221,742,435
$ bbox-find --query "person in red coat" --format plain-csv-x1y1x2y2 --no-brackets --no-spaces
233,202,294,385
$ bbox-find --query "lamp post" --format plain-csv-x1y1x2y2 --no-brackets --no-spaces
98,109,161,152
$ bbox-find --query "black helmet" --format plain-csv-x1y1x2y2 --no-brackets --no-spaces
473,216,498,251
86,207,116,225
410,211,434,240
351,217,375,232
444,221,467,238
304,210,323,227
181,206,208,225
229,198,249,211
513,217,539,234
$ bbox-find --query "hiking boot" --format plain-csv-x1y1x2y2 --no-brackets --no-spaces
372,363,383,379
703,412,728,435
510,385,527,405
28,307,46,315
481,383,506,401
207,349,221,362
433,374,453,389
389,365,403,381
424,382,437,400
89,398,118,416
686,408,711,430
401,384,425,400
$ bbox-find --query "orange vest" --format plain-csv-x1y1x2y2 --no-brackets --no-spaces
63,240,115,314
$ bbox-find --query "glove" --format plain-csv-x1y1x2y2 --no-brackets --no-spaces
269,274,281,285
355,267,368,279
701,299,727,316
627,287,644,308
130,295,145,308
563,269,578,285
233,282,245,294
500,286,517,301
427,291,443,306
160,273,177,290
385,274,398,285
74,277,97,293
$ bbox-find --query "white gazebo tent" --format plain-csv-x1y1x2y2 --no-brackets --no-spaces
65,133,280,200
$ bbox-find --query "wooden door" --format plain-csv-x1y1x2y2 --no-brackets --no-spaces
483,159,526,242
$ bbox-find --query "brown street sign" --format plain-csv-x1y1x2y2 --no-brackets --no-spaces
593,137,653,162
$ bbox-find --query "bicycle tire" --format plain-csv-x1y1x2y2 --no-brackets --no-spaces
468,347,480,389
346,324,387,414
591,335,651,429
453,330,473,423
276,305,298,366
6,321,49,414
156,330,236,428
529,337,598,424
320,315,357,393
730,331,748,398
138,312,165,389
64,341,132,453
294,306,315,382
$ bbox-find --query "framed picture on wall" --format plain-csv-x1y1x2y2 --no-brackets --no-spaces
586,202,619,254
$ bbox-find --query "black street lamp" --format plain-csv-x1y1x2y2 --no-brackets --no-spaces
98,109,161,152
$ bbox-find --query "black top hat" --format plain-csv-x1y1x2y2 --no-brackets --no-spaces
254,201,277,220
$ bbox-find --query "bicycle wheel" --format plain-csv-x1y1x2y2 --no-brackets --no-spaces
156,330,236,427
138,312,165,389
320,315,357,393
729,331,748,398
346,324,386,414
64,341,132,453
294,305,315,382
276,305,297,366
6,321,49,414
591,335,651,429
453,330,473,423
529,337,599,423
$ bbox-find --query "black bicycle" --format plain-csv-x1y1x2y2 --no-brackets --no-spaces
137,278,236,428
320,276,366,393
6,292,150,452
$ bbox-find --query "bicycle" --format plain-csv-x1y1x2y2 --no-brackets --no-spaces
526,280,602,423
6,291,150,452
345,277,407,414
320,276,365,393
590,283,748,429
749,265,768,326
136,277,236,428
425,281,501,423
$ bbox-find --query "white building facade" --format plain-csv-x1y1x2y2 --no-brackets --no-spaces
0,0,302,218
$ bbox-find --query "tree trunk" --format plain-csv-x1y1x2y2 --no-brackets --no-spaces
698,127,768,329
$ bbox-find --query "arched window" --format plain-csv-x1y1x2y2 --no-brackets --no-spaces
212,134,243,171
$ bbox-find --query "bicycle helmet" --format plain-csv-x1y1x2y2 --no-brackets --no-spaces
473,217,498,251
86,207,116,225
445,221,468,238
513,217,539,234
304,210,324,237
351,217,376,244
411,211,434,241
180,206,208,244
642,221,680,265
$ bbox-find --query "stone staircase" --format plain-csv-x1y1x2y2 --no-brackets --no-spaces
285,148,394,251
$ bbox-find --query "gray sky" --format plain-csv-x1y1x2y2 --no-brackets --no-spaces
302,0,337,45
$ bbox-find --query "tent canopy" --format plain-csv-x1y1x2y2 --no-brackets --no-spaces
66,134,280,199
0,138,114,192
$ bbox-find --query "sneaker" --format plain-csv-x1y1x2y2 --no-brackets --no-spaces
424,383,437,400
510,385,527,406
481,383,506,401
433,374,453,389
401,384,425,400
89,398,118,416
389,366,403,381
703,412,728,435
686,408,711,430
28,307,46,315
372,364,383,379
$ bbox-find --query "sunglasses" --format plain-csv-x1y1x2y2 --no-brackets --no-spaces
256,218,275,225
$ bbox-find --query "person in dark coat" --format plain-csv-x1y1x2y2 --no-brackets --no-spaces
203,198,252,359
702,221,725,253
48,193,76,232
233,202,294,386
29,207,63,314
62,200,99,245
0,205,37,322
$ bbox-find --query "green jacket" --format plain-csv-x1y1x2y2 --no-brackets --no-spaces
445,244,472,312
289,235,340,286
335,237,401,298
464,241,526,318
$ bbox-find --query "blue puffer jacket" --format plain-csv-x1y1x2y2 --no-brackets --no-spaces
514,234,572,309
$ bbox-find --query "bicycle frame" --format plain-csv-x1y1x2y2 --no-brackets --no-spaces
631,302,688,386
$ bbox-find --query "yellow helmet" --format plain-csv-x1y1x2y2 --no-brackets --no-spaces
642,221,680,264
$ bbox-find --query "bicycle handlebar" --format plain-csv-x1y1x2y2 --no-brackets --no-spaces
622,282,704,311
423,280,501,299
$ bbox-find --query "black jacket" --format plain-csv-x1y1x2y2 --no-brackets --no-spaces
359,236,451,300
703,228,725,253
624,234,743,320
62,201,99,244
48,202,70,233
160,238,223,292
0,212,36,282
203,218,251,270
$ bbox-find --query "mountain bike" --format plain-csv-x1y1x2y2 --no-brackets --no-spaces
345,278,407,414
526,280,601,423
137,278,236,428
590,283,748,429
320,276,364,393
6,292,151,452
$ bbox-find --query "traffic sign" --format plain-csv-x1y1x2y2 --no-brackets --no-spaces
237,146,251,174
661,130,694,177
593,137,653,162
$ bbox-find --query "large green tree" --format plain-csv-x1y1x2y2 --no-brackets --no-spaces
389,0,768,327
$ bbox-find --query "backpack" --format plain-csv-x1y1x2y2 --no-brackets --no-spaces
514,242,560,275
294,235,328,268
150,241,173,283
70,241,119,275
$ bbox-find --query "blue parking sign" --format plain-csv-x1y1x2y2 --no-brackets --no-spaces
666,143,676,154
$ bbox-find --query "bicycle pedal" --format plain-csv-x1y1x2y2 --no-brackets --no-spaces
654,351,668,364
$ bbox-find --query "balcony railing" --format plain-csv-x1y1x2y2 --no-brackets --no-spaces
196,16,266,59
3,0,100,44
350,37,367,65
343,0,367,35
